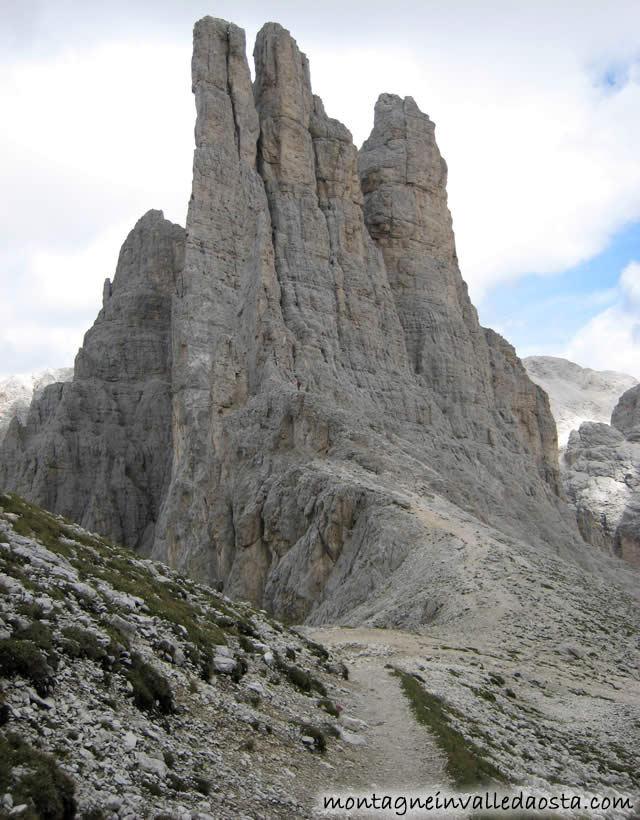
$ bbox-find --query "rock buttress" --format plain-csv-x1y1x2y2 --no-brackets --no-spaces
0,210,184,551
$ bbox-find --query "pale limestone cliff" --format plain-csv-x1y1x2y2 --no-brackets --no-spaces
0,18,599,624
524,355,638,449
564,384,640,567
0,368,73,443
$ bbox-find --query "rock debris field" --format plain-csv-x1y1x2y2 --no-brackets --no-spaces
1,494,640,818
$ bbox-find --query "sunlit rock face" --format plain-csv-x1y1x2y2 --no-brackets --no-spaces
524,355,637,450
1,17,593,623
564,384,640,568
0,368,73,444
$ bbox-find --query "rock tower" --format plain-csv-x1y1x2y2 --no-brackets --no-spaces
0,18,586,623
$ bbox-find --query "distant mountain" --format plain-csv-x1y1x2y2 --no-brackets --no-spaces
523,356,637,449
0,368,72,443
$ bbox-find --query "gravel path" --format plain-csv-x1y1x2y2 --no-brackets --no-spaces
306,627,453,816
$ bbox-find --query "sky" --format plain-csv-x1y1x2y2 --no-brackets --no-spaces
1,0,639,380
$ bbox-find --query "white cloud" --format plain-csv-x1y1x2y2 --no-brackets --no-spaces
564,262,640,379
2,1,640,377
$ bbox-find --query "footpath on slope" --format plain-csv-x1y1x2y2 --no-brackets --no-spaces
303,626,455,818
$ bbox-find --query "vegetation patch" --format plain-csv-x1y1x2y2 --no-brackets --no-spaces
0,638,54,697
297,635,329,661
124,653,174,715
0,731,76,819
296,722,327,752
393,668,506,787
238,635,260,654
59,627,107,665
167,773,188,792
317,698,340,717
275,657,327,697
195,776,211,795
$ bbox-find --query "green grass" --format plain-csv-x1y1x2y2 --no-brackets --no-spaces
60,627,108,664
1,492,230,670
393,669,506,788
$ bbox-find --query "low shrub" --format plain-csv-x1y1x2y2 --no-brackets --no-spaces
276,658,327,696
195,776,211,795
167,773,188,792
317,698,340,717
125,653,174,715
0,731,76,819
60,627,107,665
0,638,54,696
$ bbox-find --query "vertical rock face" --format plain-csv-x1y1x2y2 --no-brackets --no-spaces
0,211,184,551
612,384,640,442
564,384,640,568
0,17,593,624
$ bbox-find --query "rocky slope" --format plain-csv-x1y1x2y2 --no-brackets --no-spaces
0,369,72,444
0,492,352,818
524,356,637,450
0,17,593,626
1,494,638,819
564,384,640,567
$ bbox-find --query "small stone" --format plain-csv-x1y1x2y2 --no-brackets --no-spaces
123,731,138,751
135,752,167,778
105,795,122,811
212,656,237,674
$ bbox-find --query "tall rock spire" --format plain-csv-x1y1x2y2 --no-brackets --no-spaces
0,17,588,626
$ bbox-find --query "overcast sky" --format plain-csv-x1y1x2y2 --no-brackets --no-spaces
2,0,639,379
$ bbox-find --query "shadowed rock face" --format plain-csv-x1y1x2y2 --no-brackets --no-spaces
0,18,591,623
0,211,185,552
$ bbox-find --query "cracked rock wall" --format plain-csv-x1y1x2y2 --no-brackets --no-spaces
0,17,595,623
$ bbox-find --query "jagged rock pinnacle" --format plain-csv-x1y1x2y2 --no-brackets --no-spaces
0,17,591,624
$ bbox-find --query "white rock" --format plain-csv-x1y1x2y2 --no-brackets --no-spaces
135,752,167,778
105,795,122,811
339,715,368,732
212,656,237,674
71,582,97,600
337,727,366,745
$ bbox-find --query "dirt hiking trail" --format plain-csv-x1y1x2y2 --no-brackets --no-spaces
304,626,455,817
